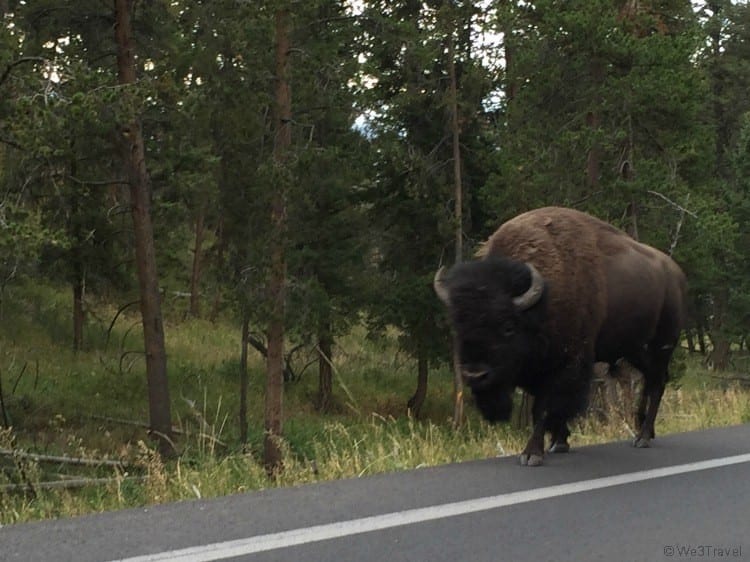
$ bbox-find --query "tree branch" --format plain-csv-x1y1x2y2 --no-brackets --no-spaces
0,448,130,468
0,136,25,151
646,190,698,218
0,57,47,89
68,176,130,186
0,476,144,493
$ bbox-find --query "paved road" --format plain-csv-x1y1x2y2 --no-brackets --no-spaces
2,424,749,562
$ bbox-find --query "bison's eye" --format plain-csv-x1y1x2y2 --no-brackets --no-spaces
501,321,515,338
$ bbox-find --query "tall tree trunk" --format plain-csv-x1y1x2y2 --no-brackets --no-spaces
685,328,696,354
697,322,707,356
448,31,464,429
114,0,173,456
503,21,517,105
625,200,639,241
586,58,604,189
70,154,84,352
317,320,333,412
586,110,601,188
708,287,731,371
264,7,291,475
407,349,429,419
710,337,731,371
189,208,205,317
239,310,250,444
73,276,84,351
210,216,226,322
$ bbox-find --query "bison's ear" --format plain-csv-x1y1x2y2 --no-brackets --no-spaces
512,263,544,310
433,266,451,305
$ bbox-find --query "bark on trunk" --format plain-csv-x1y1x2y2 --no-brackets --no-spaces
626,200,639,241
503,25,517,104
586,59,604,189
685,329,696,353
114,0,173,457
407,350,429,419
73,278,84,351
317,323,333,412
448,31,464,429
708,287,731,371
710,337,731,371
70,155,84,352
513,391,533,429
264,7,291,475
239,311,249,444
189,209,205,318
209,216,225,322
586,110,601,188
697,323,707,355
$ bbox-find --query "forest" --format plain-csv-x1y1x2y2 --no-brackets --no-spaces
1,0,749,521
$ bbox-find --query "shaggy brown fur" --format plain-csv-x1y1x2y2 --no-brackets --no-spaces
441,206,687,466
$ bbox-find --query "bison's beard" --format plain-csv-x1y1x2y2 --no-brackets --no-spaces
471,386,513,423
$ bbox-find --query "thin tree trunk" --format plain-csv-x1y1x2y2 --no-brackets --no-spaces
73,278,84,351
586,58,604,189
239,311,249,444
503,23,517,104
625,200,639,241
685,329,696,353
448,31,464,429
189,209,205,318
264,7,291,475
210,216,226,322
407,350,429,419
697,322,707,355
114,0,173,457
513,391,533,429
70,154,84,352
708,288,731,371
317,321,333,412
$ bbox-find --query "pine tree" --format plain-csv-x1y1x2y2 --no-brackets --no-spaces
358,0,495,418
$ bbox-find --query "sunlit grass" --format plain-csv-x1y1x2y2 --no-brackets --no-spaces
0,281,748,524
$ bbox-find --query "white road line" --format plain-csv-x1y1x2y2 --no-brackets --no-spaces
113,453,750,562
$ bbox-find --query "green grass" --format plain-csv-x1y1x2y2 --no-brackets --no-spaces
0,281,748,524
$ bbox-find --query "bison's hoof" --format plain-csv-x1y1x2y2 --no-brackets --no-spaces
633,437,651,448
519,453,544,466
549,442,570,454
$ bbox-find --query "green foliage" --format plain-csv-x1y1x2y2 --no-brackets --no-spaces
357,0,495,365
1,0,750,523
0,281,747,524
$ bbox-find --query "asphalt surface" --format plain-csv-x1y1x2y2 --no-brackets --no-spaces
2,424,749,562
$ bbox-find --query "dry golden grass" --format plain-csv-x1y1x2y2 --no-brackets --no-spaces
1,283,748,525
2,383,747,525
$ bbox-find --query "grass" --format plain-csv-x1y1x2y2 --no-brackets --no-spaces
0,281,748,525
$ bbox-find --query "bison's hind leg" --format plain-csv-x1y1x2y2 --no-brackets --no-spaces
546,367,590,454
631,348,672,448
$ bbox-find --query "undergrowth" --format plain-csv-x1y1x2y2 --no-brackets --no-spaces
0,281,748,525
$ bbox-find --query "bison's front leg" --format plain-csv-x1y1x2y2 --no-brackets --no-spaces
520,396,546,466
547,418,571,454
519,422,546,466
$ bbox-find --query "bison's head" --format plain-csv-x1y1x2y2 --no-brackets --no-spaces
434,258,547,422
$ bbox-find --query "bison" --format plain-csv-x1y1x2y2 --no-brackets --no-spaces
434,206,687,466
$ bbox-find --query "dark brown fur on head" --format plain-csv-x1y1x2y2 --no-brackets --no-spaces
437,206,687,462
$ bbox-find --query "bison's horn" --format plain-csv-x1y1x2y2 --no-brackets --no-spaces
433,266,451,305
512,263,544,310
